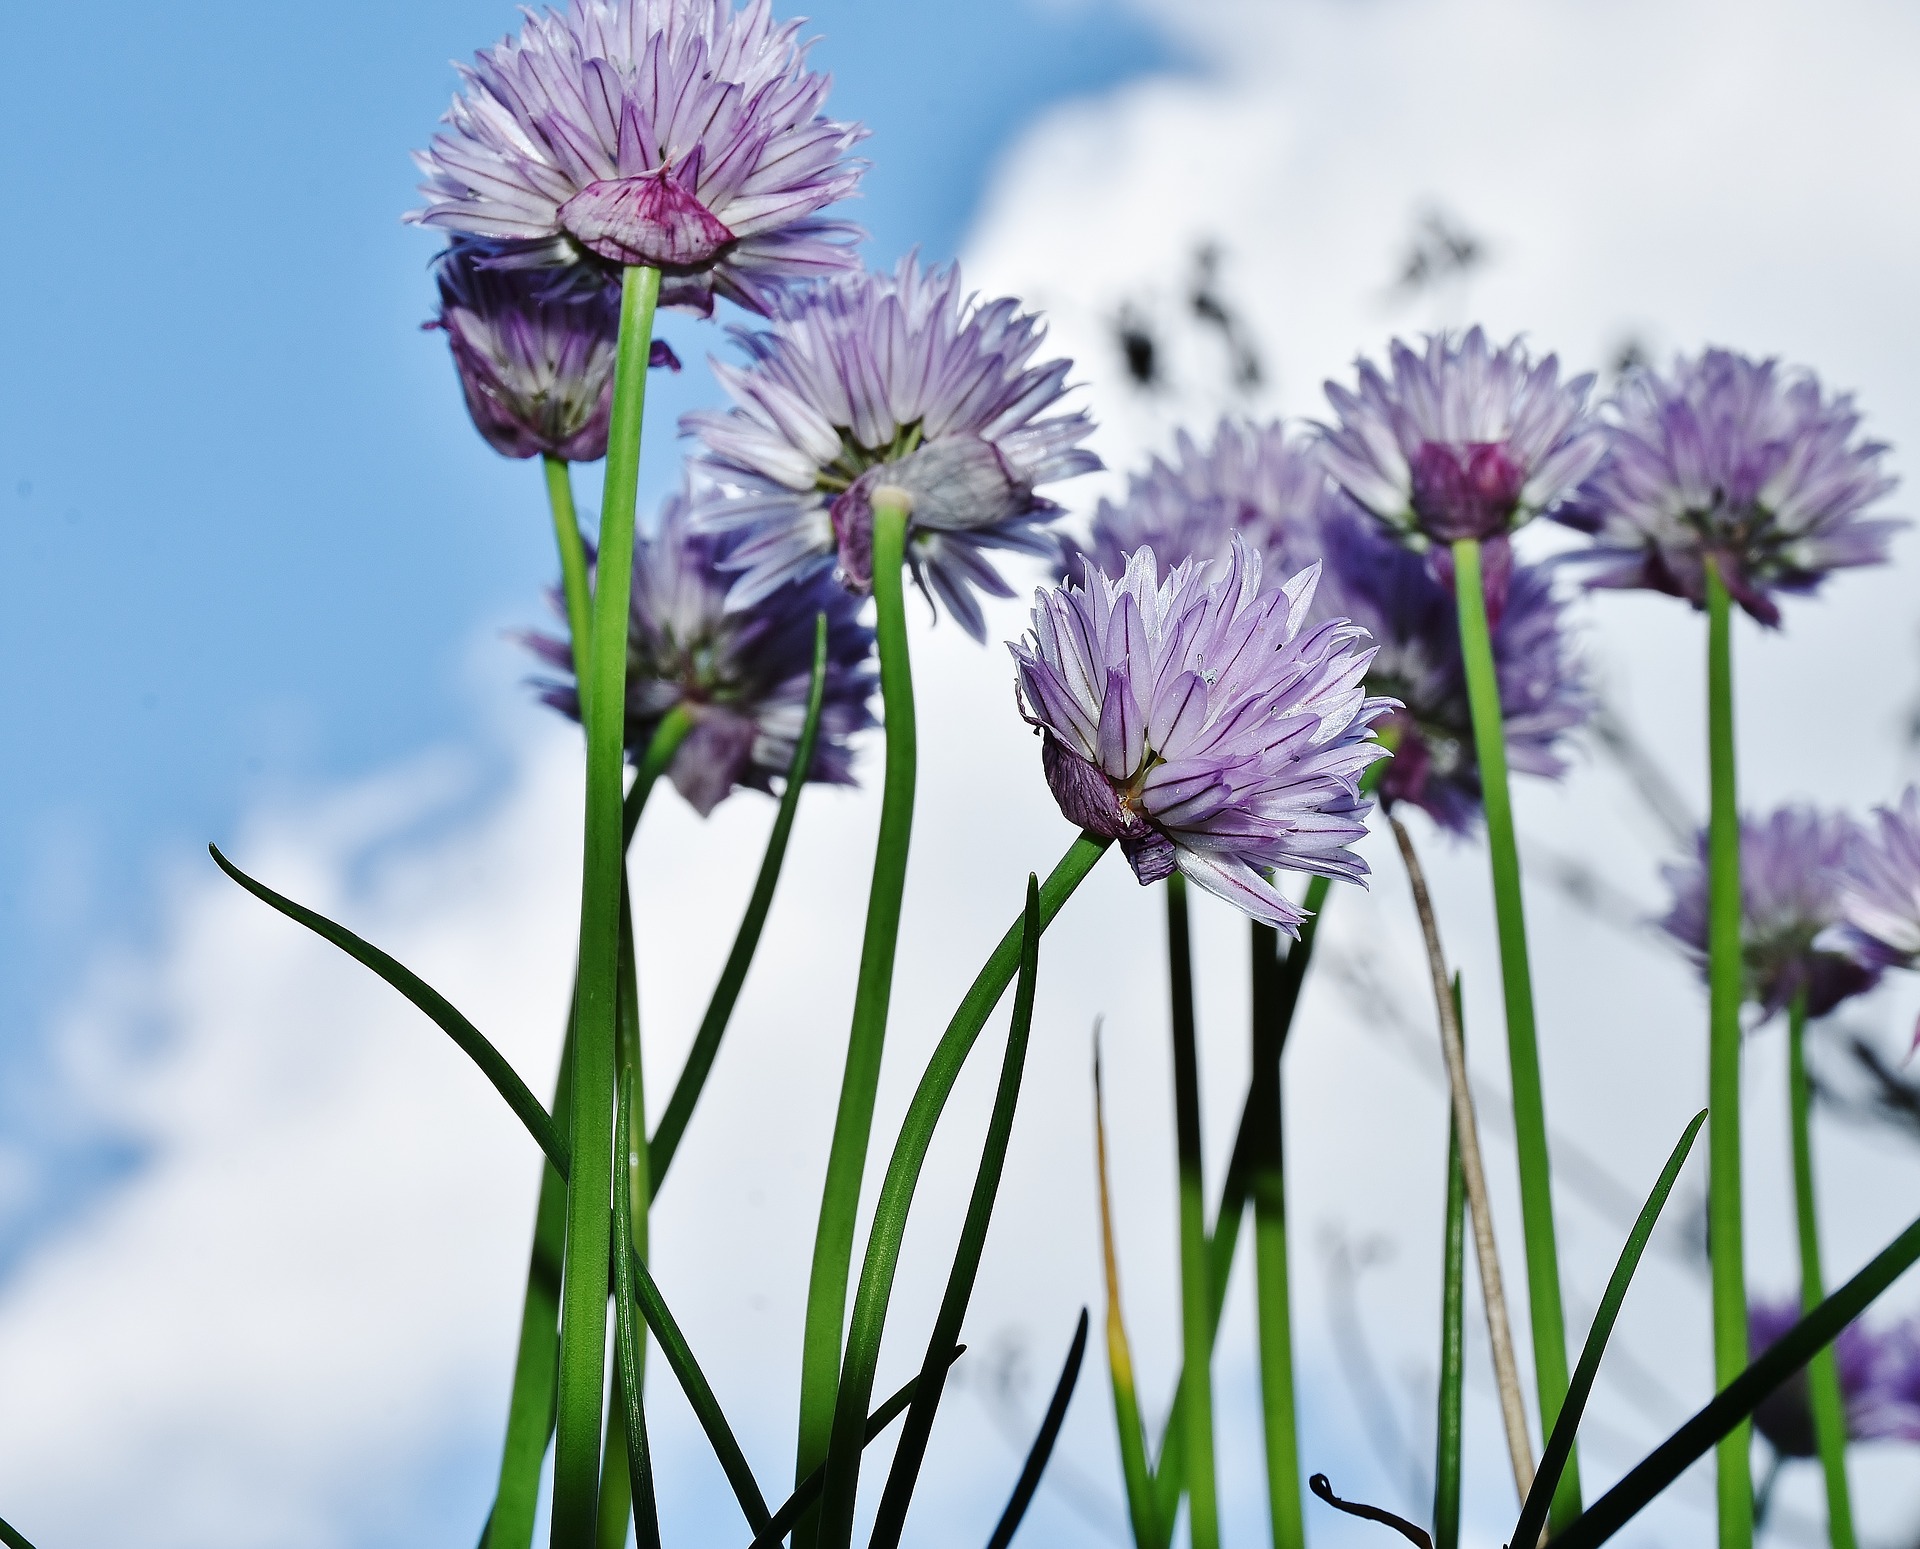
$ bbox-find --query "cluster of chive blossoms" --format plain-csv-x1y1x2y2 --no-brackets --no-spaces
524,496,876,814
1749,1298,1920,1457
1074,418,1591,835
1012,539,1395,930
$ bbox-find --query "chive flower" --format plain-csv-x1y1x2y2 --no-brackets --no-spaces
409,0,866,318
687,255,1101,640
430,239,680,462
1658,806,1880,1021
1071,418,1589,835
1317,327,1604,554
1558,350,1901,625
1010,536,1394,930
524,493,876,813
1750,1299,1920,1456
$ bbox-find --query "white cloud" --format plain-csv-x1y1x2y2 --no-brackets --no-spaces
8,3,1920,1547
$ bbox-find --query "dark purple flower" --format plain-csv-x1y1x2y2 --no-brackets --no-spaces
1558,350,1901,626
1009,537,1394,930
1318,328,1604,553
409,0,866,318
524,492,875,814
686,255,1101,641
1070,419,1590,835
429,239,679,462
1659,806,1880,1021
1749,1299,1920,1456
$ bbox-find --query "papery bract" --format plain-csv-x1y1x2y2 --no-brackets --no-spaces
686,255,1100,639
524,493,876,814
1009,536,1394,930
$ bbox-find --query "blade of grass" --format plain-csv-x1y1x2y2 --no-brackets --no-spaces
208,844,569,1179
650,615,830,1189
744,1353,964,1549
985,1309,1091,1549
1787,989,1858,1549
868,876,1044,1549
797,494,918,1541
1166,873,1220,1549
557,259,662,1549
1545,1209,1920,1549
812,835,1111,1549
1433,974,1467,1549
0,1514,38,1549
614,1072,663,1549
1511,1109,1708,1549
1702,558,1752,1549
1453,536,1578,1531
1094,1035,1159,1549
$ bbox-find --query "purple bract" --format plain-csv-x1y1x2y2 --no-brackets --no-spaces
686,255,1100,641
1318,328,1604,554
1660,805,1880,1021
1558,350,1901,626
1750,1298,1920,1456
524,493,875,814
429,239,679,462
1010,537,1394,930
409,0,866,317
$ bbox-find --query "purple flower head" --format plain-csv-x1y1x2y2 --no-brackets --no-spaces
686,255,1101,641
1009,536,1395,931
428,239,680,462
1318,328,1604,554
1558,350,1901,626
1659,806,1879,1021
1831,787,1920,965
524,492,875,814
1070,419,1590,835
409,0,867,318
1749,1299,1920,1456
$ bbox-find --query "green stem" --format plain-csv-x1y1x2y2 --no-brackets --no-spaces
544,454,595,691
1166,874,1220,1549
1249,919,1304,1549
815,836,1112,1549
1433,980,1467,1549
1094,1044,1159,1549
1704,559,1753,1549
648,616,830,1190
1452,536,1577,1529
1789,991,1857,1549
554,262,661,1549
795,494,917,1532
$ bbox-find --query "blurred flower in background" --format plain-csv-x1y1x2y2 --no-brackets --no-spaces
1749,1298,1920,1457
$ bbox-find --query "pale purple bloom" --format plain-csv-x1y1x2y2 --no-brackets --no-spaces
1660,806,1880,1021
1009,537,1395,930
1559,350,1901,626
429,239,679,461
1069,419,1589,835
1750,1299,1920,1456
524,493,875,814
687,255,1100,641
410,0,866,318
1317,328,1604,565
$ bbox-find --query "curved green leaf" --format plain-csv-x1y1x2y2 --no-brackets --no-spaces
985,1309,1091,1549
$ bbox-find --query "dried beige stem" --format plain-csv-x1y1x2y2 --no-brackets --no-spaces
1389,813,1536,1507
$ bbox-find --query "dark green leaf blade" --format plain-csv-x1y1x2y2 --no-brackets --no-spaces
0,1513,38,1549
1512,1110,1706,1549
613,1073,663,1549
1546,1208,1920,1549
985,1309,1091,1549
207,844,568,1179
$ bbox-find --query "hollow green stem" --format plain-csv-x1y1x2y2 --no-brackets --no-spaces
1704,559,1753,1549
1166,873,1220,1549
815,835,1111,1549
649,617,829,1190
1452,536,1577,1528
795,494,917,1533
544,454,594,690
1433,979,1467,1549
553,261,661,1549
1789,991,1857,1549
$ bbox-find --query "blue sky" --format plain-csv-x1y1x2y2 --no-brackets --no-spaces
0,0,1171,1265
